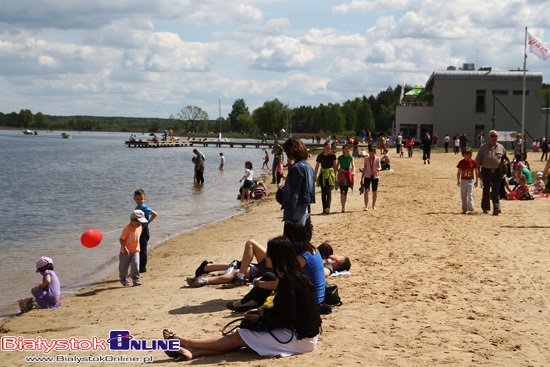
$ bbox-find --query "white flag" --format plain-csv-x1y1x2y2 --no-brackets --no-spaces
399,85,404,103
526,30,550,61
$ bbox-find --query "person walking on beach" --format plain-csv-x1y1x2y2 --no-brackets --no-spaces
193,148,205,184
443,134,450,153
271,141,284,183
119,210,148,286
280,137,315,225
361,147,381,211
336,144,355,213
454,135,460,155
396,132,403,154
406,136,414,158
421,133,431,164
456,148,479,214
475,130,507,215
314,142,337,215
134,189,157,273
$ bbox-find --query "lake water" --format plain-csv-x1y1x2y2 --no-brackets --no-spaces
0,130,270,317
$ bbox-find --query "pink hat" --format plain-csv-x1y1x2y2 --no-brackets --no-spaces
517,162,525,169
35,256,53,272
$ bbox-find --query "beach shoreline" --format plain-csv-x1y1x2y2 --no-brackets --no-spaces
2,150,550,366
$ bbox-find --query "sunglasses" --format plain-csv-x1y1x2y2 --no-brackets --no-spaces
489,135,498,138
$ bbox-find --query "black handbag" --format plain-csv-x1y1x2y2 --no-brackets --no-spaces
324,284,343,306
222,317,294,344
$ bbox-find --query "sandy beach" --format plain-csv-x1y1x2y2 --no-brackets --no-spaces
2,148,550,367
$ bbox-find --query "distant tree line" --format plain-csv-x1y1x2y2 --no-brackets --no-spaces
0,85,408,136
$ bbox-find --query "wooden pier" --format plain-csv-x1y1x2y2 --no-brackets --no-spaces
125,139,366,150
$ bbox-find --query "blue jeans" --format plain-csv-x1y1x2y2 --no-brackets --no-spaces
119,252,140,280
292,206,309,226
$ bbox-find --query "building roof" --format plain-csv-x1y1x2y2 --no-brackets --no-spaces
426,70,543,90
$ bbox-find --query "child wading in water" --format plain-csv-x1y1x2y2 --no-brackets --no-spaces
239,161,254,202
456,147,479,213
262,150,269,169
32,256,62,309
219,152,225,170
119,210,148,286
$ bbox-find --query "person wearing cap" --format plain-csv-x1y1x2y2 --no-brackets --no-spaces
475,130,508,215
119,210,147,286
534,172,546,194
32,256,62,309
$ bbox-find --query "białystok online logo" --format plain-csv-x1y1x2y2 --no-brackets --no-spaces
1,330,180,353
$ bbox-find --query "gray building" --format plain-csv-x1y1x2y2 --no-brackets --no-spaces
396,64,544,146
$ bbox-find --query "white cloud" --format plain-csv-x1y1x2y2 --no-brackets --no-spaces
231,4,263,24
0,0,550,118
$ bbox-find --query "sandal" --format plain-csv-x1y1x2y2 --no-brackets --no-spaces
163,329,188,360
163,329,174,339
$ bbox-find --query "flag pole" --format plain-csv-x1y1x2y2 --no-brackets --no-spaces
521,27,527,154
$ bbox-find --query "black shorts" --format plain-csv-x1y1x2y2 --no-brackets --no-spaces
243,180,252,189
363,177,379,192
249,259,270,280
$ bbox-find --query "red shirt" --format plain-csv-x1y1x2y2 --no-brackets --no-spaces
457,158,478,180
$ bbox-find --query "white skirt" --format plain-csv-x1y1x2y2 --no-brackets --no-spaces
237,328,318,358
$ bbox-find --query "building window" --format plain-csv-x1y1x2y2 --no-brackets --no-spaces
513,90,529,95
399,124,417,138
476,90,486,113
492,90,508,95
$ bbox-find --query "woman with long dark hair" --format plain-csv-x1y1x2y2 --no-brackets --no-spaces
162,236,321,361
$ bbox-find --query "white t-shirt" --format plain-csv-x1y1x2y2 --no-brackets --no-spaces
245,169,254,182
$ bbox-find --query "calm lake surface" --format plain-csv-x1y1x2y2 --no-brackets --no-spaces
0,130,271,317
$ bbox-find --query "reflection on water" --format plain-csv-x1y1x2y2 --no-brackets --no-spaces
0,130,269,317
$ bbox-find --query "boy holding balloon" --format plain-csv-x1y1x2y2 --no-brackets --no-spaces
119,210,148,286
134,189,157,273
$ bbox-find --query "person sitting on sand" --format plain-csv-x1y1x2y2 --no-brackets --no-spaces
186,237,271,289
162,236,322,361
227,221,327,312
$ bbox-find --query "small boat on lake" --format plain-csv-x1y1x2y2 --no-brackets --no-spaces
23,129,38,135
61,132,72,139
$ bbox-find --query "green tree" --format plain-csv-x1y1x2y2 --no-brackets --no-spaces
34,112,46,128
327,103,345,133
175,106,209,132
252,99,287,133
228,99,250,131
19,109,33,128
356,98,375,134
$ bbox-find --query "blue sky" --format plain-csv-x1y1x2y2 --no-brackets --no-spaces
0,0,549,119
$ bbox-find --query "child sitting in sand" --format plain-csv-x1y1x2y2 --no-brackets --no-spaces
534,172,545,194
119,210,148,286
32,256,62,309
253,181,267,199
515,176,534,200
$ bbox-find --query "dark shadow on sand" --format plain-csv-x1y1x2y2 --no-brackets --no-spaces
169,299,241,316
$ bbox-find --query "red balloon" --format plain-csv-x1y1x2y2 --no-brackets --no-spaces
81,229,103,248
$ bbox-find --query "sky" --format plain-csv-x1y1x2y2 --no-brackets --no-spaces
1,0,550,119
